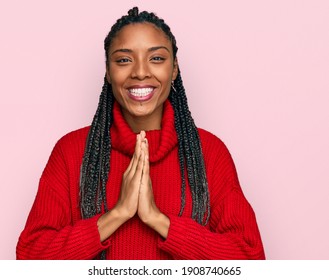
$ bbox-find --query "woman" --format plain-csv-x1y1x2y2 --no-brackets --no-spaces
17,7,265,260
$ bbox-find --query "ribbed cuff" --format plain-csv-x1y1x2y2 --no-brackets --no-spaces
158,215,206,259
74,214,111,259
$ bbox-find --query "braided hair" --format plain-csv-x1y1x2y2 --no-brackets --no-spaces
80,7,210,230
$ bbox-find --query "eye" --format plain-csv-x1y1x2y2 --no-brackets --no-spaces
116,58,131,64
150,56,165,62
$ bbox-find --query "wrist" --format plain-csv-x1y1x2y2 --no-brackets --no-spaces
144,211,170,239
97,207,131,242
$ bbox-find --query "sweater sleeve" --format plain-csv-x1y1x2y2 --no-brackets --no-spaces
16,138,111,260
158,131,265,260
158,189,265,259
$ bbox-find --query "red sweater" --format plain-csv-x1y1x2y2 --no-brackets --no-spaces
17,100,265,260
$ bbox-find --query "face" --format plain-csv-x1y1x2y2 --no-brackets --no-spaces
106,23,178,132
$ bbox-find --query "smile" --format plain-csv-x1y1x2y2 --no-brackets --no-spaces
127,87,155,101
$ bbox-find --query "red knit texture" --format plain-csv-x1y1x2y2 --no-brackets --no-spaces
17,100,265,260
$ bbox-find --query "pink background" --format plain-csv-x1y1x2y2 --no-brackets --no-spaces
1,0,329,259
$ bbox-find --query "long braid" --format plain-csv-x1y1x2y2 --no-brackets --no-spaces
169,89,186,216
80,9,210,258
80,77,113,219
169,71,210,225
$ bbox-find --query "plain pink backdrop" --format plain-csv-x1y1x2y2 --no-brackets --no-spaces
1,0,328,259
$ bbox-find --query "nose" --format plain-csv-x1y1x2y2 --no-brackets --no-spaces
131,59,151,80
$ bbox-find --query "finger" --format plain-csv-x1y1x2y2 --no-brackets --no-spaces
141,142,150,183
126,134,141,175
140,130,146,141
125,154,135,176
144,149,149,176
132,148,144,182
144,138,149,159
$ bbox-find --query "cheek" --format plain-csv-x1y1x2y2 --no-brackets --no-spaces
108,70,126,101
154,65,174,84
108,64,130,84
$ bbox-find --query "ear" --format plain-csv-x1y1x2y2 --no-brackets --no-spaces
106,66,111,84
172,58,178,81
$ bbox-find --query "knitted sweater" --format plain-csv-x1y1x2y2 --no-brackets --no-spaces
17,100,265,260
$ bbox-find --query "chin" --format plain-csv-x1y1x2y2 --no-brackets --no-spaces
131,106,154,117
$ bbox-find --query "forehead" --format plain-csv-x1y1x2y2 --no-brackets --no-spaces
110,23,172,52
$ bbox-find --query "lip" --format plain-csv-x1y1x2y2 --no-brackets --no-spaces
126,85,156,102
127,84,156,89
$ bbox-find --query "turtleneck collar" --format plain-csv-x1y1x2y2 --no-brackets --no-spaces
110,100,178,163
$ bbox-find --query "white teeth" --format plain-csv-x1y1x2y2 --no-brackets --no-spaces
129,87,153,97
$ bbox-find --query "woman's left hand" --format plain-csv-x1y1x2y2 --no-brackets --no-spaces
137,137,170,239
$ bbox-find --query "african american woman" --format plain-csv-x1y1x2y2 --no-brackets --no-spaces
17,7,265,260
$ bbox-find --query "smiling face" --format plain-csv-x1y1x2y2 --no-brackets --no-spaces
106,23,178,132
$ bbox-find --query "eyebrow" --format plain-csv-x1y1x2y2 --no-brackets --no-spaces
110,46,170,56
